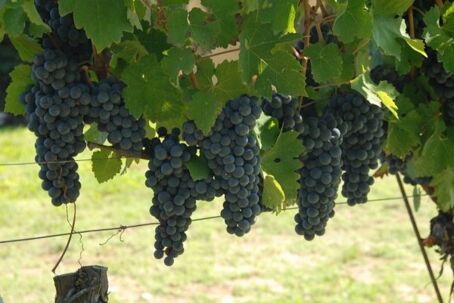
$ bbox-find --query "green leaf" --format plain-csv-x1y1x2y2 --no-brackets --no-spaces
59,0,132,50
161,47,195,82
8,35,42,62
5,64,32,116
333,0,372,43
110,39,148,69
261,173,286,213
303,43,343,84
385,110,422,158
22,0,50,29
186,91,219,135
121,55,184,126
351,73,399,117
3,5,26,36
188,8,219,49
239,16,299,83
412,121,454,176
211,61,249,108
91,150,122,183
201,0,239,46
372,0,414,16
255,50,307,97
424,7,454,73
262,131,304,205
255,114,280,152
84,123,108,144
372,16,403,59
186,154,210,181
431,168,454,211
166,8,189,46
262,0,298,34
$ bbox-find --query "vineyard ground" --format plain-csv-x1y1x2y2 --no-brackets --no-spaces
0,127,451,303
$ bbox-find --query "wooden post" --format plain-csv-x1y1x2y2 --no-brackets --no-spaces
54,265,108,303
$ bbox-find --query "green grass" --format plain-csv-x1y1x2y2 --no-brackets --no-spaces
0,127,451,303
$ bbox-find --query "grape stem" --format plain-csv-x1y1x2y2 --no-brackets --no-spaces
189,72,200,89
52,203,77,274
316,0,327,17
407,5,417,79
86,142,151,160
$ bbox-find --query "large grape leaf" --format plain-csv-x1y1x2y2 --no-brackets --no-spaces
431,168,454,211
59,0,132,50
424,7,454,73
22,0,50,29
91,150,122,183
188,8,219,50
303,43,343,84
186,154,210,181
5,64,32,116
121,55,183,126
110,39,148,69
166,8,189,46
333,0,372,43
261,131,304,206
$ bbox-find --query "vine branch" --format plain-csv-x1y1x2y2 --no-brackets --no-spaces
52,203,77,274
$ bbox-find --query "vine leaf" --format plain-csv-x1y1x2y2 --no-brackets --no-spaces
3,5,26,36
351,73,399,117
261,173,286,213
385,110,422,158
22,0,50,29
161,47,195,82
262,131,304,207
84,124,108,144
5,64,32,116
255,114,280,152
186,155,210,181
412,122,454,177
9,35,42,62
110,40,148,69
189,8,219,50
431,168,454,211
262,0,298,34
91,150,122,183
201,0,239,47
186,91,218,135
333,0,372,43
239,16,304,96
424,7,454,73
373,16,426,67
303,43,343,84
166,8,189,46
59,0,132,50
372,0,414,16
121,55,184,127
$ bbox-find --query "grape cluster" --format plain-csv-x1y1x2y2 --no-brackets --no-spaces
145,130,223,266
325,90,385,205
261,93,304,132
88,79,145,153
200,95,262,236
22,81,89,205
182,120,205,147
34,0,92,61
295,116,342,240
423,50,454,125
